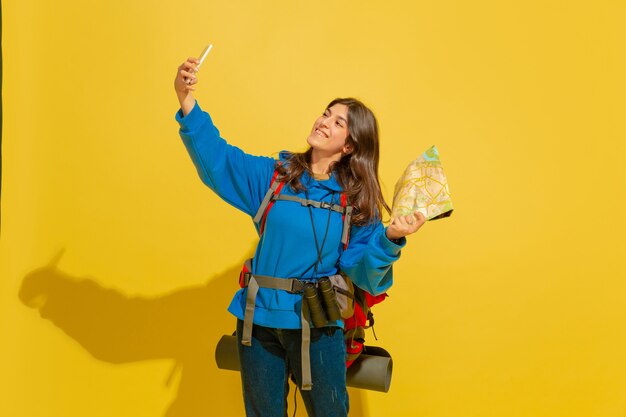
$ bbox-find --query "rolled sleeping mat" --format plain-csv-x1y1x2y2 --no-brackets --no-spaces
345,345,393,392
215,334,393,393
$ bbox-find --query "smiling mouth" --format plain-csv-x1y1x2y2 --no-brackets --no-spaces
315,128,329,138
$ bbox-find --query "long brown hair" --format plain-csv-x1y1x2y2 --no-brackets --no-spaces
276,98,390,225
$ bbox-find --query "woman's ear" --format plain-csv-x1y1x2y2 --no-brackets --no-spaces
342,143,354,155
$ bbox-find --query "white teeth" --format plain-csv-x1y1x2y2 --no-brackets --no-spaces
315,128,327,138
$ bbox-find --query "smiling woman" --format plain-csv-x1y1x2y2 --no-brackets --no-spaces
174,56,425,417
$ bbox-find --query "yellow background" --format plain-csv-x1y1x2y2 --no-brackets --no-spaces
2,1,625,416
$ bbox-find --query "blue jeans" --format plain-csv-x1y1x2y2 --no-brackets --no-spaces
236,319,349,417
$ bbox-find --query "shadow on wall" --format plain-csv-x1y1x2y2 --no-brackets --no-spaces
18,251,370,417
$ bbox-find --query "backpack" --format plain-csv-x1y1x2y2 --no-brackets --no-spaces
246,168,387,368
344,288,387,367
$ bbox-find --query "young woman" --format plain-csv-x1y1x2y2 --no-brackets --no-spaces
174,57,425,417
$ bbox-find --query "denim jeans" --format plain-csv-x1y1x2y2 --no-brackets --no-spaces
236,319,349,417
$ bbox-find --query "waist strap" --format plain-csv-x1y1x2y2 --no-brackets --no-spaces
240,259,314,391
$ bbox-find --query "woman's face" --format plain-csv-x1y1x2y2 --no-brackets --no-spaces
306,103,352,160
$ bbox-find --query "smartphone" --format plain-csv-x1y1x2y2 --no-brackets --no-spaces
186,44,213,84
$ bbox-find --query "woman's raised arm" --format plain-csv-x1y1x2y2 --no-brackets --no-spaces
174,57,200,116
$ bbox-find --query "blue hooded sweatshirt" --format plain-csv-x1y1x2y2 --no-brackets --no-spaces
176,102,405,329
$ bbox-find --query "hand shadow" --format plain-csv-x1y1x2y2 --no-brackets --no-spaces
18,250,370,417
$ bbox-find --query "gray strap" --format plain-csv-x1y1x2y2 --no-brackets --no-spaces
241,276,259,346
252,275,295,292
341,206,353,246
274,194,345,214
300,299,313,390
241,272,295,346
253,180,282,224
241,263,300,293
240,260,314,391
241,259,299,347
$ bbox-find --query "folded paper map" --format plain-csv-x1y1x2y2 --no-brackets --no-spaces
391,145,454,221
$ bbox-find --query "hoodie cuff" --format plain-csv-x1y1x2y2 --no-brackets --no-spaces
175,100,206,132
381,228,406,253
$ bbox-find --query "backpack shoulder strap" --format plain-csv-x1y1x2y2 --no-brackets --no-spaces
253,170,285,235
253,168,353,248
340,193,352,250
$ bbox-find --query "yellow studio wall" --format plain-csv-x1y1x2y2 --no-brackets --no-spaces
1,1,624,416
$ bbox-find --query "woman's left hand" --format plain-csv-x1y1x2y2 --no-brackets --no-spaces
386,211,426,241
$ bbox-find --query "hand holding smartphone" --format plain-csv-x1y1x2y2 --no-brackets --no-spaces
186,44,213,84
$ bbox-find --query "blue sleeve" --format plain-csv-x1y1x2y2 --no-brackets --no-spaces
176,102,276,216
339,221,406,295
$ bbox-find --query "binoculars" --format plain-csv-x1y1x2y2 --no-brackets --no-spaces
303,277,342,327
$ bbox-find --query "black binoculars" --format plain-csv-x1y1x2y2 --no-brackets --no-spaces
303,277,342,327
